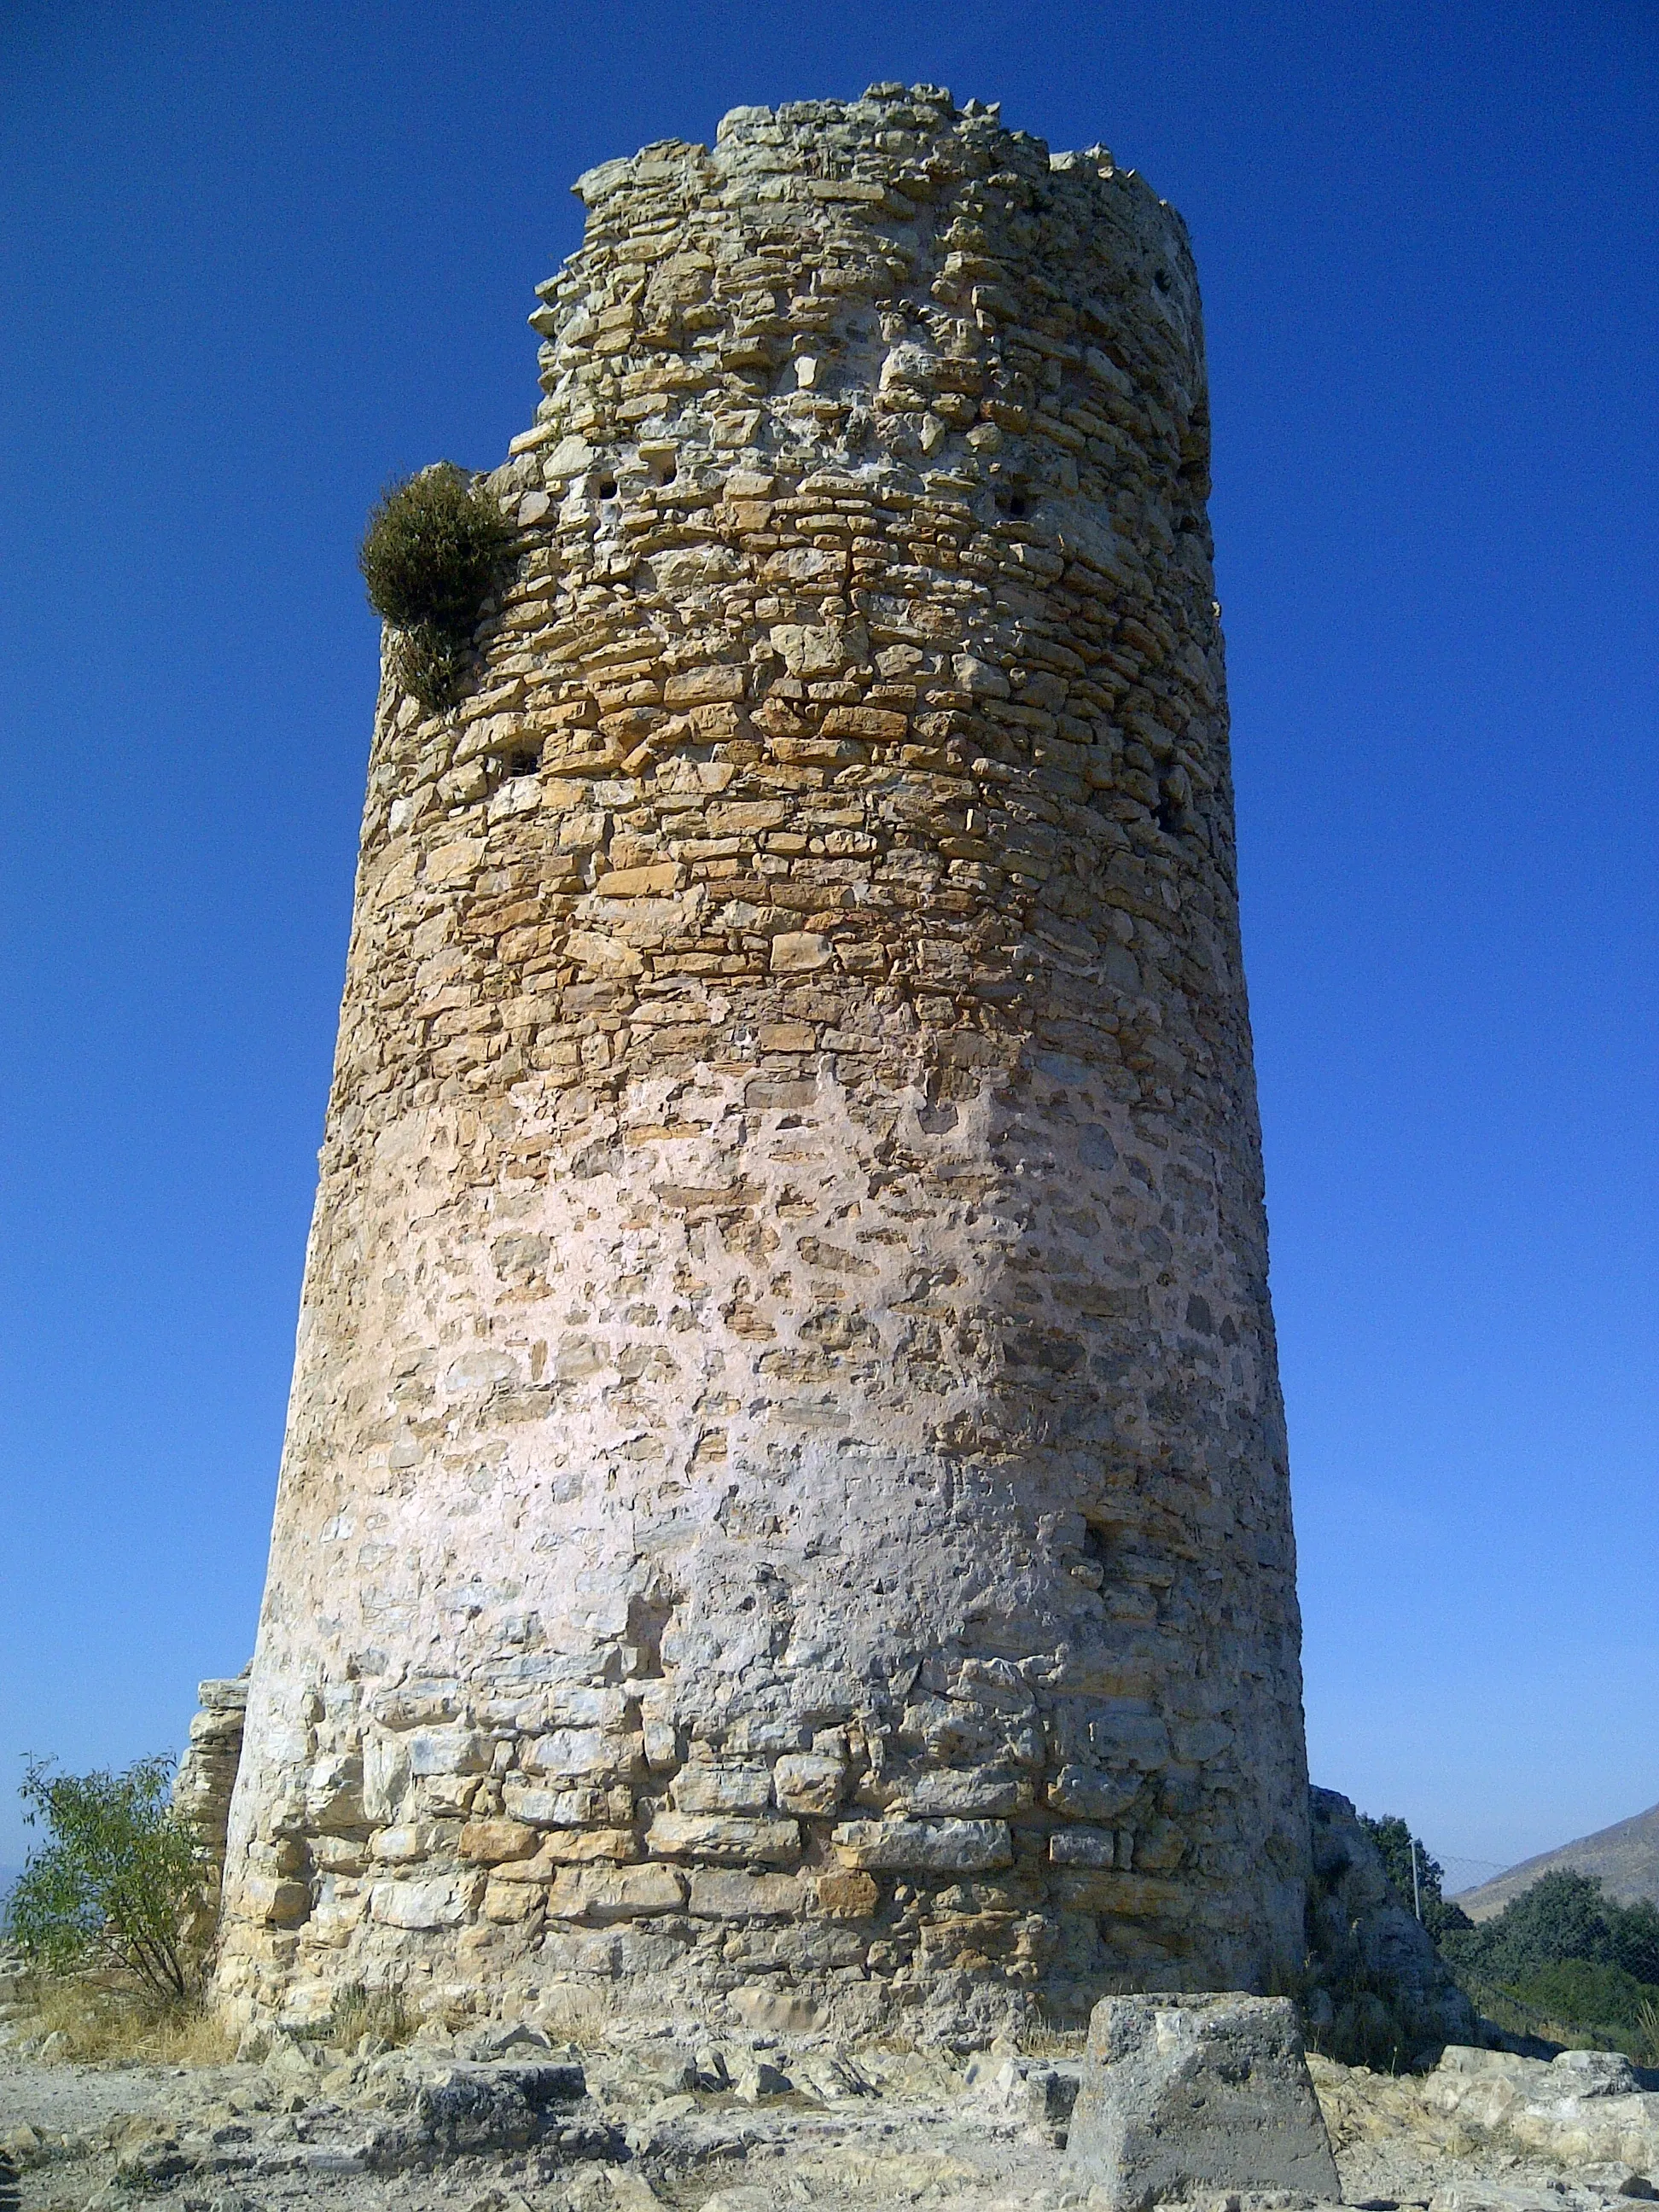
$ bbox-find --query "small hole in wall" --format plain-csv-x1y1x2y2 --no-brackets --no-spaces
1082,1522,1115,1577
504,747,541,779
1154,267,1173,294
654,457,677,486
596,476,618,500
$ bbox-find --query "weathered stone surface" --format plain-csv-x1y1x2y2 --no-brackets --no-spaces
772,1753,846,1814
1313,2041,1659,2186
216,81,1312,2038
546,1864,685,1921
832,1819,1013,1872
1067,1992,1342,2207
368,1876,480,1930
6,2000,1659,2212
648,1811,801,1863
171,1674,247,1940
1306,1788,1478,2061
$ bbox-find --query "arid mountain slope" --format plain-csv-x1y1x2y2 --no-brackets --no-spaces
1456,1801,1659,1919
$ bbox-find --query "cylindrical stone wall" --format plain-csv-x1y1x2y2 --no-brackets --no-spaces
218,84,1311,2040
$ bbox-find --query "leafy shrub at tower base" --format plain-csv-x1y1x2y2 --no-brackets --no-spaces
3,1756,206,2009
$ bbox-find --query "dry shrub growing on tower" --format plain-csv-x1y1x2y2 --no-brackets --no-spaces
358,463,516,708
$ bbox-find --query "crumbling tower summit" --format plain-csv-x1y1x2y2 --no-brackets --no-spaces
217,84,1313,2037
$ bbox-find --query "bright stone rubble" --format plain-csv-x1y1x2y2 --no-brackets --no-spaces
3,2011,1658,2212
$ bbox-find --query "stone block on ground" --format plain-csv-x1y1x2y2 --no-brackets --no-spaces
1067,1991,1342,2209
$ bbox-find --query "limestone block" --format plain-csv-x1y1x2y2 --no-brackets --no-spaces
541,1827,641,1863
483,1877,546,1923
305,1754,365,1833
895,1766,1027,1816
770,931,834,973
831,1819,1013,1872
541,1685,626,1728
416,1773,482,1816
405,1726,489,1778
1047,1766,1143,1821
1048,1869,1184,1918
1551,2049,1643,2098
307,1890,367,1946
369,1876,481,1931
1131,1819,1186,1871
687,1869,808,1918
503,1784,600,1828
1066,1993,1341,2209
671,1762,773,1813
664,666,745,706
647,1811,801,1864
370,1825,432,1864
362,1734,412,1824
458,1818,539,1864
245,1876,310,1929
773,1753,846,1814
521,1729,619,1778
1051,1826,1117,1868
545,1865,686,1922
814,1871,880,1918
642,1720,678,1772
541,434,593,479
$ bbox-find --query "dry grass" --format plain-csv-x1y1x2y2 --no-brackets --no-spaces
1018,2022,1088,2058
17,1974,236,2065
527,1982,614,2046
327,1980,416,2051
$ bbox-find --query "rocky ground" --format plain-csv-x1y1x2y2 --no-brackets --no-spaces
3,2014,1657,2212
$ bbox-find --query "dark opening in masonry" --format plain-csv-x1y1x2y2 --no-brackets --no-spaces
504,748,541,779
596,477,618,499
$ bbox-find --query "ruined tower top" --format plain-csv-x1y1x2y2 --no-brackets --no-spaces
215,87,1311,2044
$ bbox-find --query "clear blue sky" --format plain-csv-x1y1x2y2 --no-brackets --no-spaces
2,1,1654,1887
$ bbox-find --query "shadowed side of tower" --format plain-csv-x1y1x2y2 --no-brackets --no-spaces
216,84,1311,2040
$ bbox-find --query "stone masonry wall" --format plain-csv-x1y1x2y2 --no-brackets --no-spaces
172,1675,248,1942
216,84,1312,2041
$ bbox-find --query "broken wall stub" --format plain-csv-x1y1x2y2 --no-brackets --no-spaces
215,82,1312,2038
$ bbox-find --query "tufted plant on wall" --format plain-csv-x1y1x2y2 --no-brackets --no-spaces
358,463,517,709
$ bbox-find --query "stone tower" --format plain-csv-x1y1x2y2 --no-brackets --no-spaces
216,84,1311,2040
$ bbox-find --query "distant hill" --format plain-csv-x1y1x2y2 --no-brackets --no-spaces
1454,1802,1659,1921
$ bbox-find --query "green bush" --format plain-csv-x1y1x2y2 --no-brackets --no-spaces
358,463,515,710
3,1756,205,2007
1359,1811,1471,1942
1443,1869,1659,1986
1508,1955,1659,2035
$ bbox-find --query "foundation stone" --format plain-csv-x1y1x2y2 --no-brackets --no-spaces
1067,1993,1342,2206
